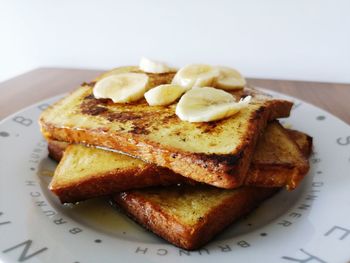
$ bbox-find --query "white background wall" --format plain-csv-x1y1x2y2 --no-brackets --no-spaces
1,0,349,83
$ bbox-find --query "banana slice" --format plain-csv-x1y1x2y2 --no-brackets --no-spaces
175,87,251,122
144,84,187,106
93,73,149,103
172,64,220,89
139,57,172,74
215,66,246,90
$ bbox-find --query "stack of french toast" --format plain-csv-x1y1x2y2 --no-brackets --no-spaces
39,59,312,250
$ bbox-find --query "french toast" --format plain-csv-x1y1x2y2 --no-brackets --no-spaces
48,122,310,203
114,185,279,250
40,67,293,189
38,62,313,251
49,144,191,203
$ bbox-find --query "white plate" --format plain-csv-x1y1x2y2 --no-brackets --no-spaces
1,90,350,263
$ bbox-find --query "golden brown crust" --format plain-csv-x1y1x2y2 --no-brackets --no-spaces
114,186,279,250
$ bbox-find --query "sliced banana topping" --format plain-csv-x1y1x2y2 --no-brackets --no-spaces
139,57,172,74
215,66,246,90
175,87,251,122
93,73,149,103
172,64,220,89
144,84,187,106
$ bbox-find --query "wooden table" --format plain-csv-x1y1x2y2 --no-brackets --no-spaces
1,68,349,124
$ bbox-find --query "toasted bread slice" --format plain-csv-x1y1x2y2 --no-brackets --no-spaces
114,185,279,250
48,122,310,203
40,67,293,188
50,144,191,203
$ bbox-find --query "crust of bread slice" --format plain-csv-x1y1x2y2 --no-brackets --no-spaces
39,67,293,189
114,185,279,250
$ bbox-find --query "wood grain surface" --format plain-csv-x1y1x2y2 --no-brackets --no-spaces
0,68,349,124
